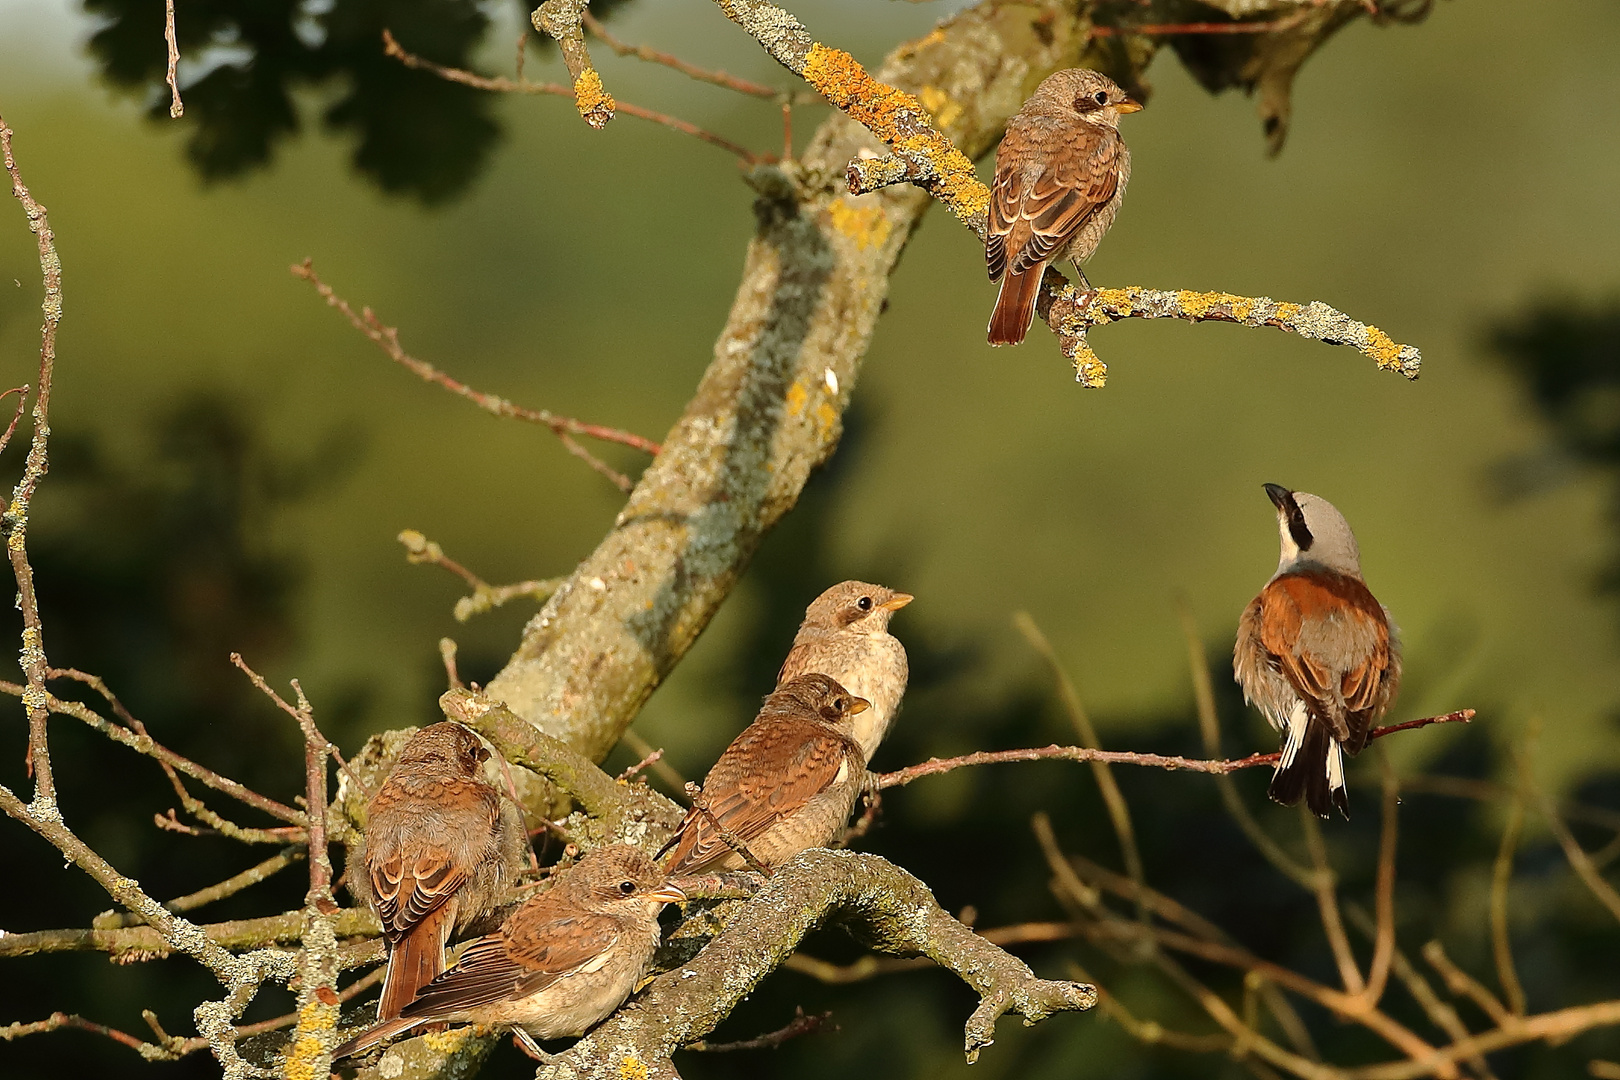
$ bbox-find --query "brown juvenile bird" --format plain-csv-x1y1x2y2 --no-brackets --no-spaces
661,674,869,876
986,68,1141,346
776,580,911,766
1234,484,1402,819
334,845,684,1060
362,722,526,1020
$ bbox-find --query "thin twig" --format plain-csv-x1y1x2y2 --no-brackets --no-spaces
621,729,690,796
532,0,614,128
1361,753,1399,1008
293,258,656,491
228,654,369,804
164,0,183,117
874,711,1474,790
684,781,772,876
383,30,759,161
0,383,28,456
582,12,782,99
94,847,306,929
397,529,566,620
1301,808,1366,996
1422,940,1513,1028
685,1006,831,1051
1490,777,1528,1015
1016,612,1150,931
2,114,63,811
616,747,665,782
1089,9,1314,37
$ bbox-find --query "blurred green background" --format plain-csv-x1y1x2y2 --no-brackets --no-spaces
2,1,1618,1078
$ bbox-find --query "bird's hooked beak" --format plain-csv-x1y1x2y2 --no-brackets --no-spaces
879,592,914,612
643,882,687,905
1116,97,1143,114
848,696,871,716
1263,482,1294,513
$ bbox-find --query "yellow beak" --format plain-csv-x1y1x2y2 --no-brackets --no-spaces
848,697,871,716
644,883,687,904
879,592,914,612
1117,98,1143,114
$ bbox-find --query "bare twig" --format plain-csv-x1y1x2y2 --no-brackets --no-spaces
0,907,381,960
616,747,665,782
1490,779,1528,1015
383,30,759,161
164,0,183,117
2,114,63,810
874,711,1474,790
1301,808,1366,996
685,1006,831,1051
685,781,773,876
293,258,656,491
620,729,690,796
1090,9,1314,37
0,383,28,455
1361,754,1399,1008
398,529,566,621
93,847,307,928
582,12,782,99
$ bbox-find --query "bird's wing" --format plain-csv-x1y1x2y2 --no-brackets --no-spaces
988,122,1122,280
666,717,857,873
368,777,500,941
1258,573,1393,749
401,909,627,1017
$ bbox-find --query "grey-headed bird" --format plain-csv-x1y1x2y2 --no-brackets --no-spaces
1234,484,1402,818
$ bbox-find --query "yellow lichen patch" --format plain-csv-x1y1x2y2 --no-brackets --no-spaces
803,44,917,142
1228,296,1257,322
573,69,616,129
282,1001,339,1080
1363,324,1403,367
1271,301,1302,322
916,86,963,130
826,197,891,251
814,401,839,438
619,1056,650,1080
422,1026,473,1052
784,380,809,418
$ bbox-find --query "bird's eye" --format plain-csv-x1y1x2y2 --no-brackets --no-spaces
856,596,873,612
1093,91,1110,106
832,697,846,710
619,880,636,895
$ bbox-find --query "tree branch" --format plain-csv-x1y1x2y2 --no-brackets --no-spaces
532,0,614,129
545,849,1096,1077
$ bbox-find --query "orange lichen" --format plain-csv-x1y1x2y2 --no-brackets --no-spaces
1271,301,1302,321
784,380,809,418
1363,324,1403,367
573,68,616,129
826,197,892,251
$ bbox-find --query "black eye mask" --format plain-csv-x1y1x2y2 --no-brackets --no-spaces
1284,497,1315,552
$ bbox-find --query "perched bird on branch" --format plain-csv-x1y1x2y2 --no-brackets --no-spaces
358,722,527,1019
986,68,1141,346
661,674,869,875
1234,484,1402,818
334,845,684,1060
776,580,912,766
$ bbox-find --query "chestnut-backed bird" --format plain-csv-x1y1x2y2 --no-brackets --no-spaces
776,581,911,766
334,845,684,1060
661,674,869,876
986,68,1141,346
1234,485,1402,818
360,722,527,1019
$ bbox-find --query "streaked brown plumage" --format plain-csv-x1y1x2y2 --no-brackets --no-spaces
986,68,1140,346
334,845,684,1060
776,581,911,766
1234,485,1401,818
360,722,526,1020
661,674,869,876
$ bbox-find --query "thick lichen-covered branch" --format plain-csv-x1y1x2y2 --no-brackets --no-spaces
541,849,1095,1078
1044,284,1423,387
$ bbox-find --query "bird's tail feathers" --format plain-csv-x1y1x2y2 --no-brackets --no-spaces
987,264,1045,346
1268,705,1349,819
333,1016,428,1061
378,903,453,1020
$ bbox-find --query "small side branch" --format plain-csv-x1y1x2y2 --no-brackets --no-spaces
684,1006,831,1051
293,258,658,492
582,12,781,99
533,0,615,128
397,529,565,621
874,710,1474,790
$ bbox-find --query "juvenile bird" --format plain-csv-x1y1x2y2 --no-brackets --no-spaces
361,722,527,1019
776,581,911,766
661,674,869,876
986,68,1141,346
1234,484,1402,818
334,845,684,1060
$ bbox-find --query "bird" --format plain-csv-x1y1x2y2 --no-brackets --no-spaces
985,68,1141,346
1233,484,1402,819
776,581,912,766
334,844,685,1060
359,721,527,1020
660,674,870,876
